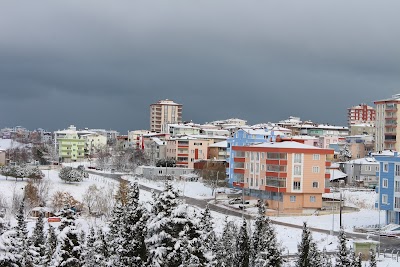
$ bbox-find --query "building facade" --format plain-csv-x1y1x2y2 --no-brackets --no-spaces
231,141,333,213
375,153,400,225
150,99,183,133
348,104,376,126
374,94,400,152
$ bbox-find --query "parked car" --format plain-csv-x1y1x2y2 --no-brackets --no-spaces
77,165,85,171
229,198,243,204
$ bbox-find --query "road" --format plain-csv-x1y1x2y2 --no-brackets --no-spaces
88,170,400,251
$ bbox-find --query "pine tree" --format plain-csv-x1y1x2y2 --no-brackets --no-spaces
14,201,29,266
146,181,207,266
53,208,82,267
369,249,377,267
308,242,322,267
234,218,250,267
118,182,148,266
44,225,57,267
199,204,216,249
321,248,333,267
296,222,312,267
216,218,237,266
335,227,351,267
82,227,97,267
28,211,46,266
350,249,362,267
253,201,283,267
94,229,108,267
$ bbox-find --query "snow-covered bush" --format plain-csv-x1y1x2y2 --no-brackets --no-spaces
58,167,88,183
0,165,44,180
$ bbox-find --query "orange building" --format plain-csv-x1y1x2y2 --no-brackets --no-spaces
232,141,334,214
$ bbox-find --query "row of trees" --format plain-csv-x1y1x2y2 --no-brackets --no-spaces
58,167,88,183
96,146,149,172
0,165,44,180
0,180,379,267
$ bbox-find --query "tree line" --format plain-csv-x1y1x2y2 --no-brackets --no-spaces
0,181,379,267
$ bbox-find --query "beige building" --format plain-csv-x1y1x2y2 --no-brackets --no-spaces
82,133,108,157
374,94,400,152
166,137,213,168
150,99,182,133
0,149,5,165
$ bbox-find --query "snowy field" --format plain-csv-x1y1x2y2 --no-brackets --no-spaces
1,166,399,266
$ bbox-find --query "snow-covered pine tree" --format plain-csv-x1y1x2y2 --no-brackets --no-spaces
82,227,96,267
44,225,57,267
14,200,29,266
179,221,208,267
234,218,250,267
118,182,148,266
53,208,82,267
349,248,362,267
28,211,46,266
199,204,216,258
295,222,312,267
335,227,351,267
215,217,237,266
308,241,322,267
321,247,333,267
94,229,108,267
369,249,377,267
253,201,283,267
146,180,207,266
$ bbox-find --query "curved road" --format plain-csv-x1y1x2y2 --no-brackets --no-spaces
89,171,400,252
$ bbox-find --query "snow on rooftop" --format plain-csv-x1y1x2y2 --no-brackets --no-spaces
347,157,379,165
208,141,227,148
252,141,328,150
0,139,24,150
329,169,347,181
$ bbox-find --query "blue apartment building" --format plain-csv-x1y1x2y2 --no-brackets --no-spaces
227,128,286,185
375,153,400,225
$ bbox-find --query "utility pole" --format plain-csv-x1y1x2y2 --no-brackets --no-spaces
339,189,343,228
214,171,219,203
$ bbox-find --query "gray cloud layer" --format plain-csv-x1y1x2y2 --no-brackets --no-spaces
1,0,400,132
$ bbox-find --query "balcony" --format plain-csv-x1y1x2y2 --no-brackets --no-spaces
234,168,245,174
234,157,245,162
265,171,287,178
264,186,287,193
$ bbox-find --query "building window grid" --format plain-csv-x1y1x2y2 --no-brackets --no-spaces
396,165,400,176
383,179,388,188
312,166,320,173
312,182,319,188
290,196,296,202
293,181,301,191
310,196,316,203
382,194,388,205
313,154,320,160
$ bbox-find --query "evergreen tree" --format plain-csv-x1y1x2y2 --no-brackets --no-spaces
253,201,283,267
234,218,250,267
295,222,312,267
321,248,333,267
350,249,362,267
118,182,148,266
53,208,82,267
335,228,351,267
44,225,57,267
82,227,96,267
146,181,207,266
308,242,322,267
28,211,46,266
216,218,237,267
199,204,216,249
14,201,29,266
369,249,377,267
94,229,109,267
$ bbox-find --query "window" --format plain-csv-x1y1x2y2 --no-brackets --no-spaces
383,163,389,172
250,178,253,186
395,197,400,209
312,182,319,188
256,163,259,172
251,152,254,160
294,153,302,163
396,165,400,176
290,196,296,202
261,179,264,185
256,152,260,160
261,152,265,159
255,179,258,187
250,163,254,173
395,181,400,193
313,154,320,160
310,196,316,203
383,179,388,188
312,166,320,173
365,166,371,171
294,166,302,175
382,194,388,205
293,181,301,190
261,164,264,171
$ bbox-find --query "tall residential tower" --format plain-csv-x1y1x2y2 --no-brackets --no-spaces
150,99,183,133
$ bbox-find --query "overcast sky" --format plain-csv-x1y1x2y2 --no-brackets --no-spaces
1,0,400,133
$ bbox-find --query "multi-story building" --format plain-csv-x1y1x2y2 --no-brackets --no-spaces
227,128,288,185
374,94,400,152
375,152,400,224
349,123,375,136
54,125,88,162
82,133,108,157
166,137,213,169
230,141,333,213
150,99,182,133
348,104,376,126
208,141,227,161
342,157,379,187
128,130,151,149
0,149,5,165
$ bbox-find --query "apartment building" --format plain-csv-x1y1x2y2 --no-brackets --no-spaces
342,157,379,187
227,128,288,184
348,103,376,126
208,141,227,160
81,133,107,157
374,94,400,152
150,99,182,133
166,137,213,168
54,125,88,162
375,152,400,225
231,141,333,213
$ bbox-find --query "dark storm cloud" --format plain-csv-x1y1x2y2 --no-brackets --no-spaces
1,0,400,132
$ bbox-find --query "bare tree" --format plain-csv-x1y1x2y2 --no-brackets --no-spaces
196,161,227,196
